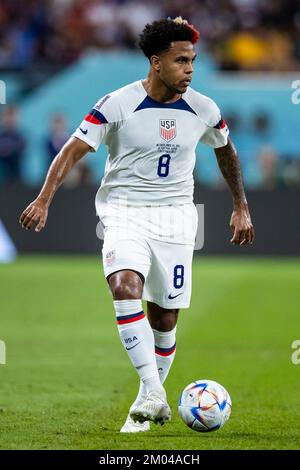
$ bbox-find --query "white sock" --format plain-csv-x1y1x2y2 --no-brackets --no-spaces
114,299,165,397
131,326,176,409
154,327,177,383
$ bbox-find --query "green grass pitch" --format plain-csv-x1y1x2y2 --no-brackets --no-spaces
0,256,299,450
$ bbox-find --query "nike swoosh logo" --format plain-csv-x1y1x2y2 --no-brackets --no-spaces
168,293,183,300
125,341,141,351
79,127,88,135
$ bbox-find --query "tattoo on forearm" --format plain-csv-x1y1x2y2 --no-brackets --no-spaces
214,138,246,204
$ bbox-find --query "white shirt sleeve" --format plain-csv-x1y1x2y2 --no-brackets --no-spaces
199,99,229,148
72,95,114,152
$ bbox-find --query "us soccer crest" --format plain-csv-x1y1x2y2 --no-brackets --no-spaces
106,250,116,266
160,120,177,142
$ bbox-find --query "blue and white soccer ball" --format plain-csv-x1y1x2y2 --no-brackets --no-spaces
178,380,232,432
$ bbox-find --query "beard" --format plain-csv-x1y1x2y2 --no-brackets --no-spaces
161,76,187,95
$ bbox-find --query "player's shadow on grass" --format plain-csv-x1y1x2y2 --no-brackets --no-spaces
102,427,272,441
116,431,267,439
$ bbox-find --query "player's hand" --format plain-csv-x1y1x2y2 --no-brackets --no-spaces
230,203,254,246
19,198,48,232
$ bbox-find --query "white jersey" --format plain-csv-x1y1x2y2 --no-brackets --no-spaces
72,80,229,209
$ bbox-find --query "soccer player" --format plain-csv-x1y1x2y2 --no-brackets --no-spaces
19,18,254,433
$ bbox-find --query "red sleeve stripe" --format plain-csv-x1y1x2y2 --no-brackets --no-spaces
214,117,226,130
84,109,108,125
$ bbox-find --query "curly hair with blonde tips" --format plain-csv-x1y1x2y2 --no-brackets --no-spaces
138,18,200,60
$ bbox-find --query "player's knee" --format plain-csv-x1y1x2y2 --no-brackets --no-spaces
108,271,143,300
149,311,178,331
111,282,142,300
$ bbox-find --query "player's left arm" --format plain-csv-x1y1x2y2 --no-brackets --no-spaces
214,137,254,246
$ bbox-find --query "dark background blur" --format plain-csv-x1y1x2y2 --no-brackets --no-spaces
0,0,300,257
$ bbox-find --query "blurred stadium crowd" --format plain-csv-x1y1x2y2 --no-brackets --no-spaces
1,0,300,71
1,103,299,190
0,0,299,189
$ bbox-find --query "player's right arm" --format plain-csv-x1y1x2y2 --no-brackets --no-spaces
19,137,91,232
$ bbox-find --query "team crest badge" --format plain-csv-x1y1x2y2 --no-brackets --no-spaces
160,120,177,142
106,250,116,266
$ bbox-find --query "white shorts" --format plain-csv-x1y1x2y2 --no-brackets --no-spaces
102,229,194,309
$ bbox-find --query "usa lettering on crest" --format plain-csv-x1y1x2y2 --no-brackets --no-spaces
160,120,176,142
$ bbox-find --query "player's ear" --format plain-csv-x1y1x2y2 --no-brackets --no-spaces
150,55,160,72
